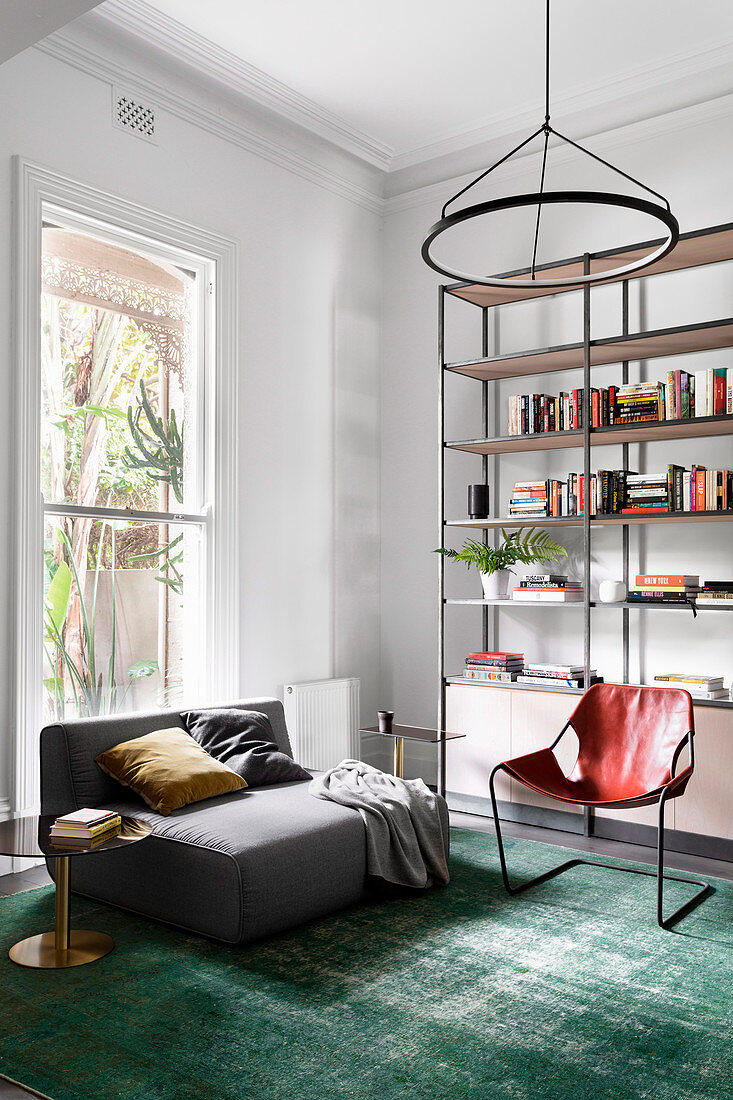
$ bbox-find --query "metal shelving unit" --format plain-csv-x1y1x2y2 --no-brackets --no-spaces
436,221,733,795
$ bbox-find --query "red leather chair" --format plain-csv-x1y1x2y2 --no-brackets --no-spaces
489,683,711,928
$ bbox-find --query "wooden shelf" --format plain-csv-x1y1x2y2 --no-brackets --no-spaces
446,413,733,455
445,676,585,695
445,677,733,709
445,510,733,529
445,598,582,606
446,317,733,382
446,596,733,612
446,223,733,309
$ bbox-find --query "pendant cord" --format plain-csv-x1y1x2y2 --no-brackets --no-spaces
437,0,672,225
532,0,551,278
544,0,550,127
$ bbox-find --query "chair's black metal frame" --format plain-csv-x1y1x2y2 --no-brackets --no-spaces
488,724,713,929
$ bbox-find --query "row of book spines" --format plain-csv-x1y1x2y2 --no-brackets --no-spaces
505,370,733,436
509,468,733,516
506,389,613,435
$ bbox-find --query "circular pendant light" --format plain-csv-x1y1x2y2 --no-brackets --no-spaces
421,1,679,289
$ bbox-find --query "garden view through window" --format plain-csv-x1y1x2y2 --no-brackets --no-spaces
41,224,205,720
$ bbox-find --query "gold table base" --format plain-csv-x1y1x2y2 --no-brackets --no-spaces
9,930,114,968
393,736,404,778
8,853,114,969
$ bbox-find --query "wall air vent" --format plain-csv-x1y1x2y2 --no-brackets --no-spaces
112,89,157,144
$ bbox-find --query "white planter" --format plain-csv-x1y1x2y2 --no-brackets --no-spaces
599,579,627,603
481,570,510,600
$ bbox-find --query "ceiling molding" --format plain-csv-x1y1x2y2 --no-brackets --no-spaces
35,29,384,216
389,36,733,174
384,91,733,217
92,0,393,171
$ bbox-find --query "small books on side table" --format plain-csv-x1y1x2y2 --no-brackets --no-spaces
50,808,121,848
653,674,729,701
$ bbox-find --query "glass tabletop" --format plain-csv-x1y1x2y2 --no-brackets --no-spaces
359,724,465,743
0,815,152,859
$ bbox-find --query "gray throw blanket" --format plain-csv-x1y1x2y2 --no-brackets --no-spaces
309,760,449,889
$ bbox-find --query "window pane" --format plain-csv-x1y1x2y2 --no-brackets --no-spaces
43,516,203,721
40,228,199,514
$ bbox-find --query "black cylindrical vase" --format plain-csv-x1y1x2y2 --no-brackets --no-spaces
468,484,490,519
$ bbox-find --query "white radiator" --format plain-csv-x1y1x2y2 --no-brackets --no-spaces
283,678,360,771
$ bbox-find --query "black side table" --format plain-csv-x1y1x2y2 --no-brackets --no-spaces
0,814,151,969
359,724,465,780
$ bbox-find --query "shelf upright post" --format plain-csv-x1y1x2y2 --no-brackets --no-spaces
582,254,593,838
437,285,447,798
481,306,490,653
621,280,630,683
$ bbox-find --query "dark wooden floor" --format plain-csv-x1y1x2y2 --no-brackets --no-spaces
0,819,730,1098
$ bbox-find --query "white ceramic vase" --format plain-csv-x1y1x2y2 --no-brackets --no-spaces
599,579,627,603
481,569,510,601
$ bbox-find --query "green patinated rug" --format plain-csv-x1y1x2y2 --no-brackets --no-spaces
1,829,731,1100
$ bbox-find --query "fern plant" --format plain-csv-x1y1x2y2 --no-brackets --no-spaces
435,528,567,576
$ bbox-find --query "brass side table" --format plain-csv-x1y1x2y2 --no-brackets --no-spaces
359,724,465,780
0,814,151,969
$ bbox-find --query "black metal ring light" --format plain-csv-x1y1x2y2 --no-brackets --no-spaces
422,191,679,288
421,0,679,289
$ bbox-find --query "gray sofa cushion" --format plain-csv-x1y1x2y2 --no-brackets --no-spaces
182,708,311,786
66,780,369,944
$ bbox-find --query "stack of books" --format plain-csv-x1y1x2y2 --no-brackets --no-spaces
463,651,524,682
626,574,700,606
614,383,663,424
517,663,603,690
508,481,553,518
653,673,729,701
695,580,733,608
508,479,574,518
50,808,121,848
622,473,669,515
512,575,583,603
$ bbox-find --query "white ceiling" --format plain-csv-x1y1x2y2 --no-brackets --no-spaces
0,0,102,64
141,0,733,161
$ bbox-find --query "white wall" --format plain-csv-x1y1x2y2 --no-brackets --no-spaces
0,39,382,810
381,97,733,782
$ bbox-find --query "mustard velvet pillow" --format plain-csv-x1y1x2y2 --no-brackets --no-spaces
95,727,247,815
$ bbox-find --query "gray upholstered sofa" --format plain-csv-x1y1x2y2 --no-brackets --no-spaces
40,698,449,945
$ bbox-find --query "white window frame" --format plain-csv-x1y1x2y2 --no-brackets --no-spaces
12,158,240,814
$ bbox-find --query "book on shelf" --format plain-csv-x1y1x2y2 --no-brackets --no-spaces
466,651,523,661
463,669,518,682
505,368,733,436
653,673,729,700
524,663,585,676
512,585,583,602
695,580,733,607
515,674,602,689
636,574,699,587
654,673,724,689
